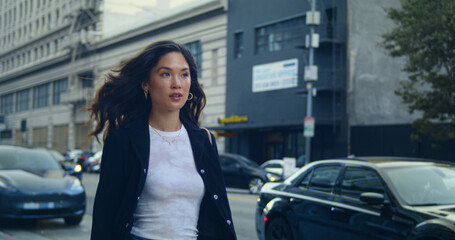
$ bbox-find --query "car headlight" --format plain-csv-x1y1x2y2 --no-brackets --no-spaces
74,164,82,173
266,173,280,182
68,179,84,194
0,181,17,193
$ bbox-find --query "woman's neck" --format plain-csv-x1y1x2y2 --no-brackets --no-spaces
148,111,182,132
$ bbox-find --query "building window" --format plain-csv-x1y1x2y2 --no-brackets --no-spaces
79,72,94,88
234,31,244,59
75,123,90,150
255,16,306,54
325,8,337,39
16,89,30,112
33,83,49,109
47,13,51,30
0,130,13,140
53,78,67,105
52,125,68,152
1,93,14,114
56,9,59,24
185,41,202,77
32,127,47,148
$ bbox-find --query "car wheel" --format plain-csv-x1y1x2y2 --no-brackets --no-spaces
248,177,264,194
265,217,293,240
64,215,83,225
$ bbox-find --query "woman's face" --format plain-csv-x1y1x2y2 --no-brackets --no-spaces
143,51,191,114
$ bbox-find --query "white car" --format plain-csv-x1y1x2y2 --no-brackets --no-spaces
259,159,284,176
86,151,102,173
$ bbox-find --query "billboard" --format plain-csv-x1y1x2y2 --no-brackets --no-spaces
252,58,298,92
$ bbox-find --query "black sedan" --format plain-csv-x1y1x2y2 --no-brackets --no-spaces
219,153,281,194
0,145,86,225
256,157,455,240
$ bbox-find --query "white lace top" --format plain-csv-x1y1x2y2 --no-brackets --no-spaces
130,125,205,240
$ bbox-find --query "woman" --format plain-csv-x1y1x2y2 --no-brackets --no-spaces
89,40,236,240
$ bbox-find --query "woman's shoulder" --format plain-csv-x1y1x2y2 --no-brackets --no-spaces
106,116,147,139
104,127,128,145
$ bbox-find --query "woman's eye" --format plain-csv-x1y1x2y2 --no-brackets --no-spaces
161,72,170,77
182,73,189,78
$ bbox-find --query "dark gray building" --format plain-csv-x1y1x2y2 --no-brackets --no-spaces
218,0,454,164
217,0,347,163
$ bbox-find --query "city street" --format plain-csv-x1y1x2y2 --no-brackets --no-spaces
0,173,258,240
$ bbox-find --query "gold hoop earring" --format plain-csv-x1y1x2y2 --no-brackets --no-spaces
144,90,148,100
187,92,193,101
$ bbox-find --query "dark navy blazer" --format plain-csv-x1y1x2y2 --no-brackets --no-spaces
90,115,237,240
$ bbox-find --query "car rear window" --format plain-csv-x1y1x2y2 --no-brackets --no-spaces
298,165,342,192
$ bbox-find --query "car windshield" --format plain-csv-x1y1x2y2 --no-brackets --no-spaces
0,147,61,171
49,150,66,161
237,155,260,168
382,164,455,206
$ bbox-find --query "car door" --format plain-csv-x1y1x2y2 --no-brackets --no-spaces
330,166,410,240
219,155,246,188
287,164,342,240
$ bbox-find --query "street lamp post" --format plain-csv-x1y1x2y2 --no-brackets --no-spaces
304,0,319,165
304,83,313,165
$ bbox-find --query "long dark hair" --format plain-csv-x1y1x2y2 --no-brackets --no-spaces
88,40,206,141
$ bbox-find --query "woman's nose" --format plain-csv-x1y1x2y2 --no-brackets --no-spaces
171,75,182,88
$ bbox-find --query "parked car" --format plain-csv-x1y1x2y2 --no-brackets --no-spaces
64,150,94,172
46,149,83,180
219,153,281,194
295,154,306,167
256,157,455,240
0,145,86,225
86,150,102,173
260,159,284,176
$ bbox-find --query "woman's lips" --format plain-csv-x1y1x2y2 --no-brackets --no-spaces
169,93,183,100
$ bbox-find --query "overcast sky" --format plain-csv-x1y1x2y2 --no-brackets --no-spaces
103,0,215,38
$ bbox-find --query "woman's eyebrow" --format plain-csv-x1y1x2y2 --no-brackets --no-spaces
156,66,189,71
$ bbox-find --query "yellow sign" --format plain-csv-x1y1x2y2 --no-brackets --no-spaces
218,115,248,124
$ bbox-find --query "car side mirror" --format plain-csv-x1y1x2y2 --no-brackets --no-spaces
360,192,385,205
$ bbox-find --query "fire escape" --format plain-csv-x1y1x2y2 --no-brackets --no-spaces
60,0,102,150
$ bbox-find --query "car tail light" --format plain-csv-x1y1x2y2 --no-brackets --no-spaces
94,160,99,165
264,217,267,222
80,156,87,161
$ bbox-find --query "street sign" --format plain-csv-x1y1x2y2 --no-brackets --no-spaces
304,116,315,137
283,157,297,179
304,65,318,81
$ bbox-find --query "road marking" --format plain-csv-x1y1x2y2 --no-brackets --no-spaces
228,195,258,203
0,232,19,240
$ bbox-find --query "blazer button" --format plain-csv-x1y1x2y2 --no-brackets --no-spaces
200,169,205,174
143,169,146,173
213,194,218,200
125,223,129,228
227,220,232,225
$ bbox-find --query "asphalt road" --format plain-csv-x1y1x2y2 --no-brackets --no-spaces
0,173,258,240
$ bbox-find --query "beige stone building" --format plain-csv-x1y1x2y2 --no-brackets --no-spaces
0,0,228,153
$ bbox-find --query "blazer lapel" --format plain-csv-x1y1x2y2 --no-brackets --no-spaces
125,116,150,169
182,118,210,169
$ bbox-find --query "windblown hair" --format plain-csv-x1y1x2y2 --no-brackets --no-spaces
88,40,206,142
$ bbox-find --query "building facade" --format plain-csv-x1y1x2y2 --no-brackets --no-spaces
220,0,454,164
0,0,102,152
0,0,229,153
220,0,348,164
346,0,454,161
1,0,452,161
